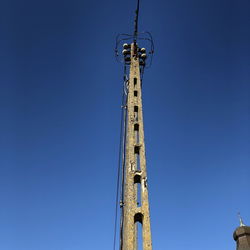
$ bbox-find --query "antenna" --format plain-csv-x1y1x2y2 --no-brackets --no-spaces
238,212,246,227
115,0,154,68
134,0,140,41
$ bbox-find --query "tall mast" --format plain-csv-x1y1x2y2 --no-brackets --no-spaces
118,1,153,249
122,43,152,250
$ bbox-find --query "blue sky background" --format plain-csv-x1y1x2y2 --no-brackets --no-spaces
0,0,249,249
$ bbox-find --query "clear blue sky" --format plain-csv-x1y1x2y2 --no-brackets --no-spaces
0,0,249,249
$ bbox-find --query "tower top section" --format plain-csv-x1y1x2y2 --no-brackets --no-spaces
115,0,154,68
133,0,140,41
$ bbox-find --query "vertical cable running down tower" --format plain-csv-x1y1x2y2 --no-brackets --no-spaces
114,1,154,250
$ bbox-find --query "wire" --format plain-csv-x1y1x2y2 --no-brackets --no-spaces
113,66,128,250
119,66,128,250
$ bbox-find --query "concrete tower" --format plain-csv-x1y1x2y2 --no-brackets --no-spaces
115,1,154,250
121,42,152,250
233,215,250,250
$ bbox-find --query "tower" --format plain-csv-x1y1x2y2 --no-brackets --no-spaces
122,42,152,250
233,214,250,250
114,1,154,249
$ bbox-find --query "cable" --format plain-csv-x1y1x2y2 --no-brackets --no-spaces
113,66,128,250
112,82,125,250
119,66,128,250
